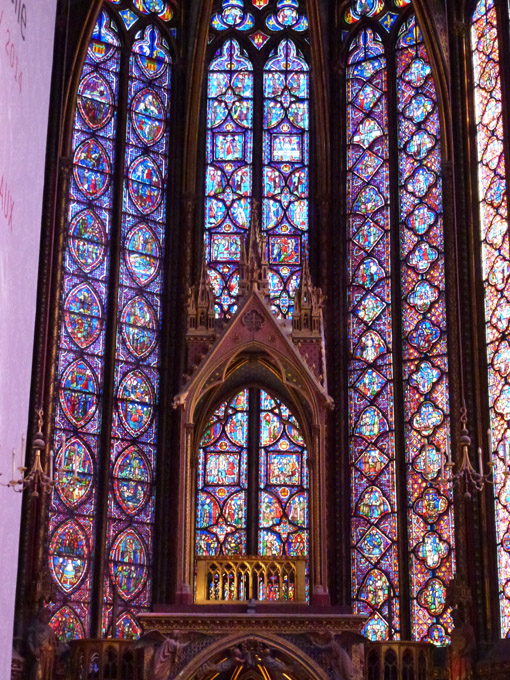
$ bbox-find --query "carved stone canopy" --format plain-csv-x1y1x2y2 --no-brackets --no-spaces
175,216,333,608
176,286,333,443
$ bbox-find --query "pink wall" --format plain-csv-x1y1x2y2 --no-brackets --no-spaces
0,0,56,675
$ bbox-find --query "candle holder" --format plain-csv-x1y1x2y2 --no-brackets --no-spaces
436,405,495,498
1,410,54,497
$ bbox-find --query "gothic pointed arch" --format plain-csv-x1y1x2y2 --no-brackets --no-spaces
173,631,332,680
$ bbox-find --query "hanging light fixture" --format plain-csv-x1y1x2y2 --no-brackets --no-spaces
436,404,495,498
2,409,54,496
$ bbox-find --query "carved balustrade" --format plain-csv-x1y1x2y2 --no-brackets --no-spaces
67,640,143,680
195,556,307,604
364,641,441,680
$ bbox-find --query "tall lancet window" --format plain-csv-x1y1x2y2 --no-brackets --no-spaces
472,0,510,637
46,0,176,641
204,0,310,319
344,0,455,644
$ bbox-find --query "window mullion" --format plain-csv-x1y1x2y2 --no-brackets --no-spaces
252,47,265,212
386,25,411,643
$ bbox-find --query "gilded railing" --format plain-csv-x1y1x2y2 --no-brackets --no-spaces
195,556,307,604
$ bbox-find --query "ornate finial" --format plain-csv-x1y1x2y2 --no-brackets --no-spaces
33,409,45,452
198,247,215,303
300,243,311,285
187,248,216,336
292,243,323,337
237,200,269,300
246,199,266,264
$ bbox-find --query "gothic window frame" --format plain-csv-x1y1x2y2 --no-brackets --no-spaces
468,0,510,640
45,0,180,641
194,386,310,564
201,0,313,320
339,0,455,645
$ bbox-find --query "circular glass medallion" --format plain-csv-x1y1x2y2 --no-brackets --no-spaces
64,282,103,349
69,209,106,273
74,138,110,199
113,445,151,515
132,87,165,145
109,528,148,601
121,296,158,359
128,155,163,215
117,370,154,436
225,411,247,445
55,437,94,508
49,520,88,593
125,223,161,286
59,359,98,427
77,72,113,130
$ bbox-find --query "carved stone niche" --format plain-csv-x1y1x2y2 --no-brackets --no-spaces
153,257,367,669
173,281,333,607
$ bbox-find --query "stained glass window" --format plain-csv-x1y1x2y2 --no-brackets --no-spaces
263,40,309,317
196,391,249,555
397,16,453,646
259,392,309,556
205,0,309,318
47,2,175,641
196,389,309,560
345,2,454,644
48,10,120,638
103,24,171,639
204,40,254,318
347,27,398,643
472,0,510,637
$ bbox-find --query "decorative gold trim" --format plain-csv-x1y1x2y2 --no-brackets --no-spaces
139,613,365,635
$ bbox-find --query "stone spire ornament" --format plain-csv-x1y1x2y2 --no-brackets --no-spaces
291,246,326,384
187,250,216,336
186,249,217,375
237,200,270,301
292,245,323,338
